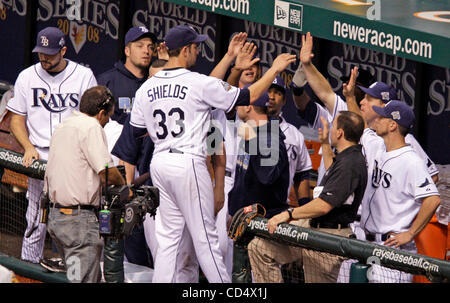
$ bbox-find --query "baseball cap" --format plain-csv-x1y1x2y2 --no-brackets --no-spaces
341,68,374,88
372,100,415,129
358,81,397,103
252,92,270,107
164,25,208,50
125,26,157,45
269,76,286,94
32,27,65,55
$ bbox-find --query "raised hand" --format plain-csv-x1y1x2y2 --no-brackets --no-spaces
300,32,314,65
157,42,169,60
227,32,248,58
343,66,358,98
271,53,297,73
318,116,330,145
234,41,260,71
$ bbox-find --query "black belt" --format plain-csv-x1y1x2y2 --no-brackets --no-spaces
225,170,232,178
50,203,97,210
365,232,390,242
169,148,184,154
310,220,349,229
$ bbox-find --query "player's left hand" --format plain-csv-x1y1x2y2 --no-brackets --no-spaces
227,32,247,58
318,116,330,145
234,42,260,71
271,53,297,73
157,42,169,61
343,66,358,98
267,211,289,234
384,231,414,248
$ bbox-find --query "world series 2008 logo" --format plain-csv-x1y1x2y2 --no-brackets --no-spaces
274,0,303,31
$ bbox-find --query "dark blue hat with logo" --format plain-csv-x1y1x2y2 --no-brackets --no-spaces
32,27,65,55
252,91,270,107
164,25,208,50
372,100,415,129
269,76,286,94
125,26,157,45
358,81,397,103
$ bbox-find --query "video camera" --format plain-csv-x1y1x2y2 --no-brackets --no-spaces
99,168,159,239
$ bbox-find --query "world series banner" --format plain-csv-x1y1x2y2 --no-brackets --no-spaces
0,0,27,84
35,0,120,76
130,0,217,75
424,66,450,165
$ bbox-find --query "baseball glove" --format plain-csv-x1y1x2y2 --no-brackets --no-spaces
228,203,266,243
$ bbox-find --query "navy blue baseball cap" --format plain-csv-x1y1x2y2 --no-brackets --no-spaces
372,100,415,129
125,26,157,45
252,92,270,107
164,25,208,50
358,81,397,103
32,27,65,55
269,76,286,94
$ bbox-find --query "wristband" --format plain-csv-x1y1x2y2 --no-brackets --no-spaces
286,207,294,221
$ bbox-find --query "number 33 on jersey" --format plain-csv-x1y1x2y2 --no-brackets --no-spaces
130,68,241,158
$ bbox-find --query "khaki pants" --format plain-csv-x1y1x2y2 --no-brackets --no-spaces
248,219,308,283
248,220,352,283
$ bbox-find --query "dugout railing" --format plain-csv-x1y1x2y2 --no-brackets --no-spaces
1,147,449,283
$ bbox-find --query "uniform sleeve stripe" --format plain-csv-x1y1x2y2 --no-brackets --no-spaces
225,87,242,113
416,192,440,200
5,105,26,115
129,121,146,128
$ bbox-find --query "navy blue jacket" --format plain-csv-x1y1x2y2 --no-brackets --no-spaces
97,61,148,125
111,116,154,185
228,119,290,218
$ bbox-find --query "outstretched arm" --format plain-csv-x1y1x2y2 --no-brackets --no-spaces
300,32,336,114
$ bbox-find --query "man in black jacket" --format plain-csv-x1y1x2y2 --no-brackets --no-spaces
98,26,156,124
97,26,156,282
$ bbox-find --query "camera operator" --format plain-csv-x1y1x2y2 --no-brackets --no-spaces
44,85,126,283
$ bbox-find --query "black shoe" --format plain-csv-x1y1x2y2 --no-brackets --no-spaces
40,258,66,273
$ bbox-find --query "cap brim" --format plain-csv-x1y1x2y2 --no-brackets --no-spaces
269,83,286,94
32,46,61,55
192,34,208,43
372,105,388,118
358,85,377,98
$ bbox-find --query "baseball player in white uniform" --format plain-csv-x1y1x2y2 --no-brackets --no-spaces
129,25,296,283
359,101,440,282
6,27,97,263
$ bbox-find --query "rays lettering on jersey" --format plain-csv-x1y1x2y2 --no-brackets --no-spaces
32,88,79,113
147,84,188,102
371,160,392,188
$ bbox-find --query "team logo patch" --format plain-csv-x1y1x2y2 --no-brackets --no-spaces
391,111,401,120
139,26,149,33
69,21,87,54
221,81,232,92
381,91,390,101
40,36,49,46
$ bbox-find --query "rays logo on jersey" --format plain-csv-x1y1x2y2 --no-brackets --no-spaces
32,88,79,113
371,160,392,188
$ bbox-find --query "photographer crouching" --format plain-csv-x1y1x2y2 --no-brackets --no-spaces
43,86,126,282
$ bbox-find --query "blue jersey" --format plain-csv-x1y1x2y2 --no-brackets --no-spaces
228,119,290,218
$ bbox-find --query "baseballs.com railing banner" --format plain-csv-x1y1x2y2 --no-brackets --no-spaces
247,216,450,282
